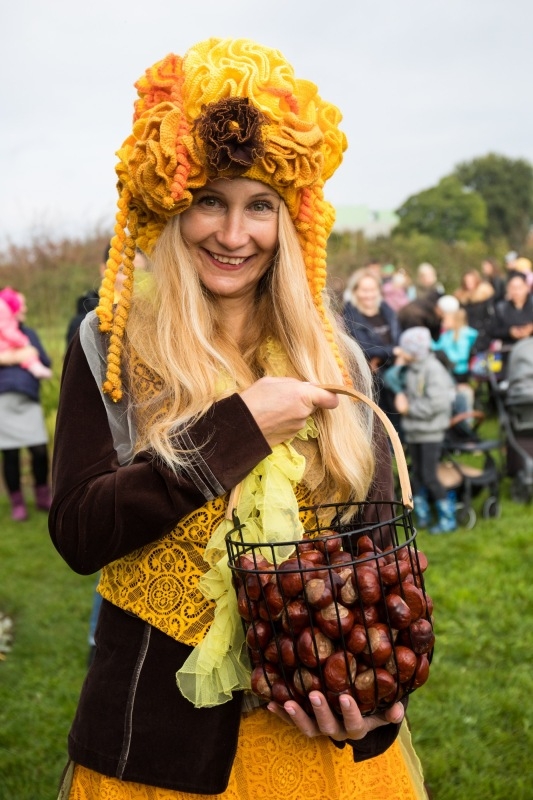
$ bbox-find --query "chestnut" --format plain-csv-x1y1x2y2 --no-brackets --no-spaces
339,573,358,606
345,623,368,655
378,559,410,586
250,663,280,700
296,626,334,667
385,645,417,683
399,618,435,654
303,577,334,609
329,551,354,569
354,667,396,705
237,584,258,622
236,553,270,572
314,531,343,555
264,634,297,668
323,651,357,692
352,603,379,627
315,602,355,639
276,557,316,598
297,549,326,566
413,653,430,688
246,620,273,651
354,566,381,606
271,680,294,705
411,550,428,578
281,599,311,635
258,582,285,621
396,582,426,622
384,594,412,630
356,534,380,555
245,569,272,601
297,538,317,553
292,666,322,696
362,623,392,666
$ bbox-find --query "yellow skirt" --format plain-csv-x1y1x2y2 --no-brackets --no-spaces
64,711,427,800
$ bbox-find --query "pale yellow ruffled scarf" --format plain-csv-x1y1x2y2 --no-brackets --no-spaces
176,416,317,707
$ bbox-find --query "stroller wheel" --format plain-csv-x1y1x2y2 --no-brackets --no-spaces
482,496,501,519
456,504,476,530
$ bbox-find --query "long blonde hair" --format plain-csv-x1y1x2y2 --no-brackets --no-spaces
125,202,376,502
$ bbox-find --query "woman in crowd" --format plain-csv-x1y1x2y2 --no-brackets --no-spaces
342,269,402,428
453,269,495,353
0,290,52,521
49,38,427,799
490,272,533,348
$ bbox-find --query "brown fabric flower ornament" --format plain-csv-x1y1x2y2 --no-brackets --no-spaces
195,98,266,177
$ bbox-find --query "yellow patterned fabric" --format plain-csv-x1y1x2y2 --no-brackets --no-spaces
66,716,427,800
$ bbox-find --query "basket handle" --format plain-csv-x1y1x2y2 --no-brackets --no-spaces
226,383,413,519
317,384,413,509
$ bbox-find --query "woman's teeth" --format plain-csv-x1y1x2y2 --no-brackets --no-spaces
209,252,248,265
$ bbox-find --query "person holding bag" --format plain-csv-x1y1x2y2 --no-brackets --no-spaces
50,38,428,799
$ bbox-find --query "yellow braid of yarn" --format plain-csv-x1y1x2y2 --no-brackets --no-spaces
99,38,350,398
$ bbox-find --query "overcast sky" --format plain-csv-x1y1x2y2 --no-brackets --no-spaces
2,0,532,248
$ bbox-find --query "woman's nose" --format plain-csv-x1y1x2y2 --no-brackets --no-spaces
214,209,249,250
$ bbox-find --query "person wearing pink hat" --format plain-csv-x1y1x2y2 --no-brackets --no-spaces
0,288,52,520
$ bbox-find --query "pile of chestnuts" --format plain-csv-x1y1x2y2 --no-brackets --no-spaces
231,531,434,716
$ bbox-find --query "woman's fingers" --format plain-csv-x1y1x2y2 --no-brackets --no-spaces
267,693,405,742
240,377,339,447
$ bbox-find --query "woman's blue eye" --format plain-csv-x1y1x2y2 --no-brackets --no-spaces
250,201,275,213
197,195,220,208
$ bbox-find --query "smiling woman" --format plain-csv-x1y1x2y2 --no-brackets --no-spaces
49,37,428,800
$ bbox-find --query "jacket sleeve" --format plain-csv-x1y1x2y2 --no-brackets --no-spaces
49,335,271,575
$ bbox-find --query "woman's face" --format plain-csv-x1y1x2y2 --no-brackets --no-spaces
180,178,280,306
353,276,381,314
463,272,478,291
507,276,530,307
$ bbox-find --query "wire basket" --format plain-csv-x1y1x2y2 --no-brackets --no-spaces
225,385,434,716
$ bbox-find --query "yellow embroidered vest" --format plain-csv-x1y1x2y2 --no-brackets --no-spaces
98,345,331,649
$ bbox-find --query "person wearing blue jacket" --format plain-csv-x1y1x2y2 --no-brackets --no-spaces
0,292,52,521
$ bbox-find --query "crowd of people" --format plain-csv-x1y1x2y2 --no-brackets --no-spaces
341,253,533,533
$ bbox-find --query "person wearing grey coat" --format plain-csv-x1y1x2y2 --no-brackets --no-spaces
391,327,457,534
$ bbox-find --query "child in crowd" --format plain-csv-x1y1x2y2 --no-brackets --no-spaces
0,288,52,379
385,326,457,534
433,306,478,418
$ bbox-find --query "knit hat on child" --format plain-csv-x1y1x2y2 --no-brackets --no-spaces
399,326,432,360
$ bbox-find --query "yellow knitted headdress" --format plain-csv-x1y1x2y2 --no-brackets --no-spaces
97,37,348,400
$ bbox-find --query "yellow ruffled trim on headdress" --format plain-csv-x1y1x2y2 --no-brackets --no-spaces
176,416,318,708
96,37,350,401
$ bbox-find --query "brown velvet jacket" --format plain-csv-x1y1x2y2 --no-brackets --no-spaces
49,329,402,794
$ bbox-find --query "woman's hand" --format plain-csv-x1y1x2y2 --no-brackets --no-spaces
240,377,339,448
394,392,409,415
267,690,404,741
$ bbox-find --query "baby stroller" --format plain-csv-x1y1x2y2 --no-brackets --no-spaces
436,409,502,529
489,338,533,503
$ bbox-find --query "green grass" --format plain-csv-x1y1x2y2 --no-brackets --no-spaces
1,471,532,798
0,495,95,800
